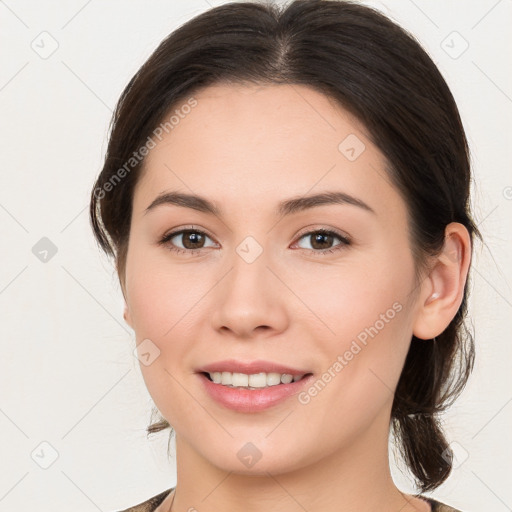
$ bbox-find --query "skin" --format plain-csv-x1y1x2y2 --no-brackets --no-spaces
121,83,471,512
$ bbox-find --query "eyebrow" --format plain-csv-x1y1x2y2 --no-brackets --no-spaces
144,190,375,217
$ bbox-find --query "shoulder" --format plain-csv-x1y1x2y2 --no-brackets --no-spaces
419,495,464,512
115,487,174,512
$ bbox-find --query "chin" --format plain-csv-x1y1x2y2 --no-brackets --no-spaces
194,436,315,476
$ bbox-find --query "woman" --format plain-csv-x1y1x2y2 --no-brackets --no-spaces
90,1,479,510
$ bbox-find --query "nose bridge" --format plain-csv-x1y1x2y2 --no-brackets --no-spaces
227,233,273,304
211,232,289,337
235,234,266,267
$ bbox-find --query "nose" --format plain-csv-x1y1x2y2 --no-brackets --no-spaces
210,242,290,339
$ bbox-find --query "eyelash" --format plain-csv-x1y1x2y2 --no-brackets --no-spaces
158,225,351,257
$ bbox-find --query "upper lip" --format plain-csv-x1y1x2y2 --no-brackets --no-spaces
197,359,312,376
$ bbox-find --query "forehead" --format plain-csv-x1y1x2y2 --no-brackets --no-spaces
133,83,404,220
147,82,370,166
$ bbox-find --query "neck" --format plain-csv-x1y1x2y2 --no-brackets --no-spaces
167,409,426,512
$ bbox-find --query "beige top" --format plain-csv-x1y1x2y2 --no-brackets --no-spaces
116,487,463,512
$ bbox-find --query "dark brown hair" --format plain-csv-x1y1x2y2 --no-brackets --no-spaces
89,0,480,493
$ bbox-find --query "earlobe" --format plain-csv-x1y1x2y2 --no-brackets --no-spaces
412,222,471,340
123,303,133,328
118,273,132,328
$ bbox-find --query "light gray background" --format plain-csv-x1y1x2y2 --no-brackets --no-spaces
0,1,511,511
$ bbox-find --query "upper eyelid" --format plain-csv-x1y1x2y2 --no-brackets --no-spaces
294,226,350,240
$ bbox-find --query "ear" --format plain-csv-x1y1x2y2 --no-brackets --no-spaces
412,222,472,340
119,278,133,329
123,302,133,328
117,263,133,328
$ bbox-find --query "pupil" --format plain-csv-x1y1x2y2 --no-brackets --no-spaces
312,233,332,250
184,231,204,249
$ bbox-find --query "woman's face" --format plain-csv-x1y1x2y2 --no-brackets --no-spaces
123,83,425,474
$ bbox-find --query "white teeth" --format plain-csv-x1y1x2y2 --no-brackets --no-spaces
249,373,267,387
231,373,249,387
266,372,282,386
281,373,293,384
220,371,232,385
208,371,306,388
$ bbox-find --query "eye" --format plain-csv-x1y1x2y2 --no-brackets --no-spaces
158,227,217,255
158,226,351,256
293,229,351,255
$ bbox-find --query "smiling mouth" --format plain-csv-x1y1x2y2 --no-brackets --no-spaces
200,371,313,390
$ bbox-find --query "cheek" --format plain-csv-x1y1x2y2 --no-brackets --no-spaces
291,251,416,400
124,242,211,337
124,249,210,427
289,251,414,342
290,277,413,452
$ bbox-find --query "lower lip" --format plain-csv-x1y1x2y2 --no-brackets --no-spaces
197,373,314,412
